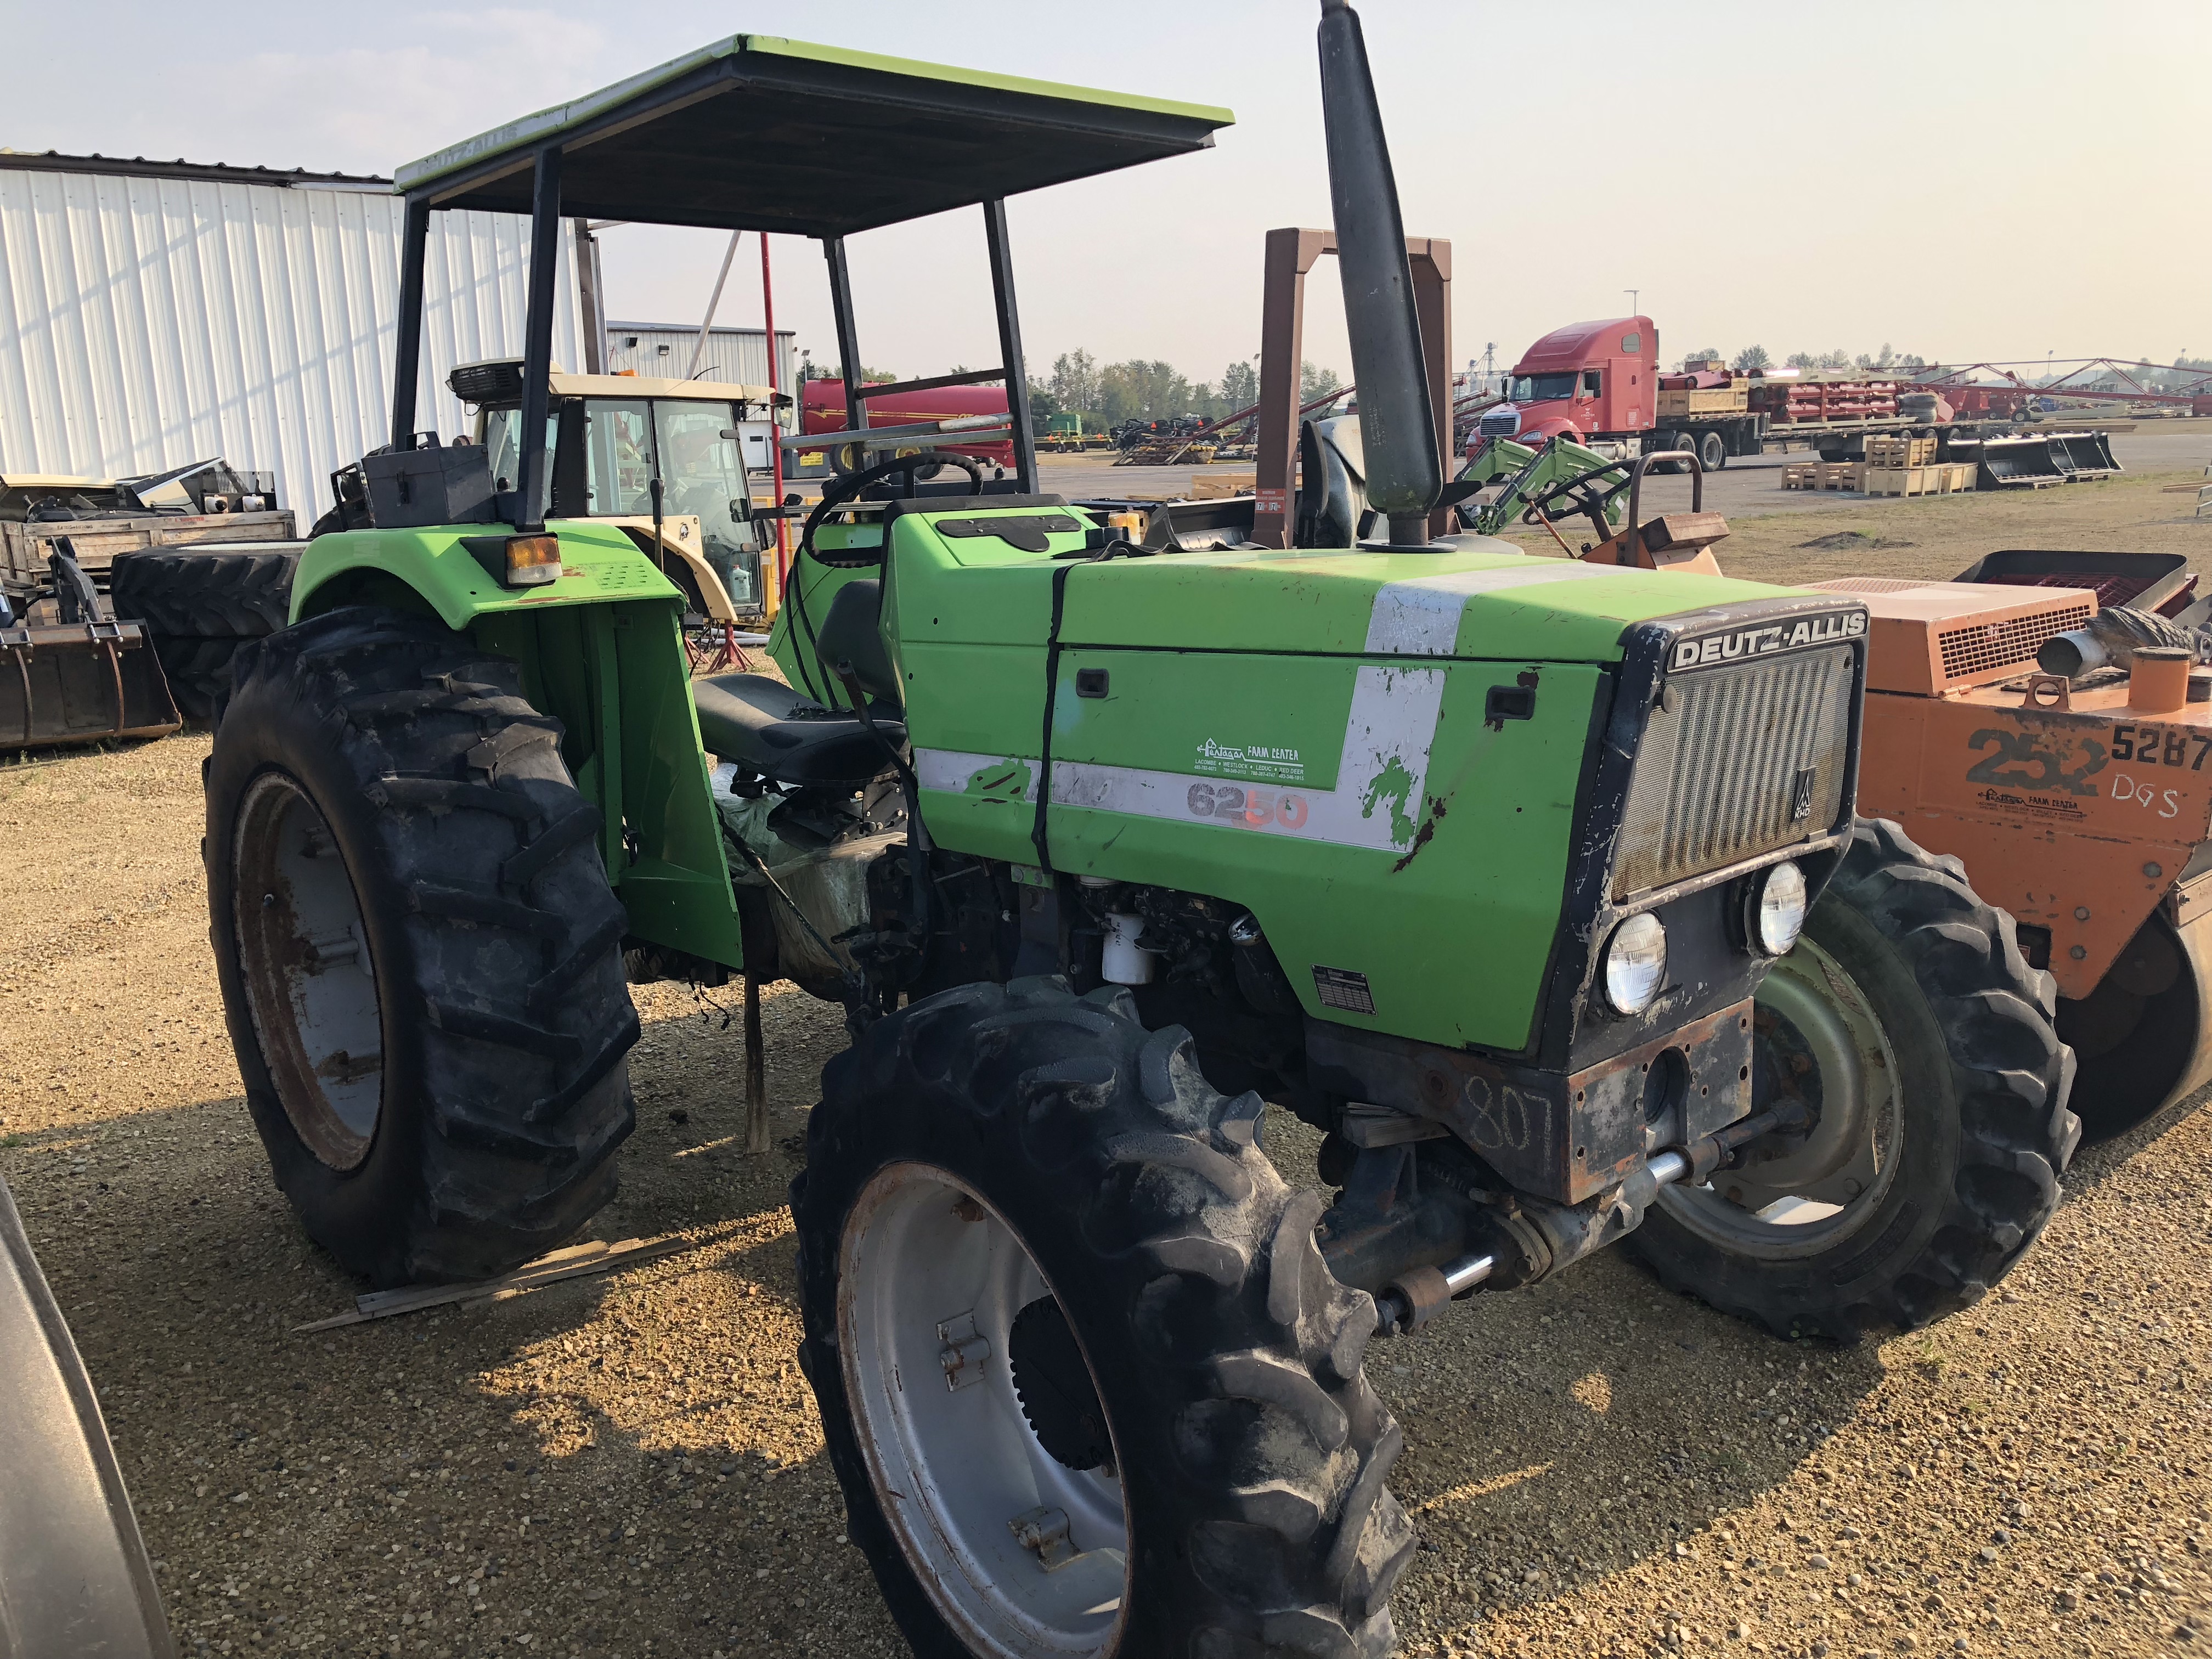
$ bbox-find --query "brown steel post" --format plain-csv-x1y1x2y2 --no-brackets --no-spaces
743,975,768,1154
1254,228,1333,549
1255,229,1451,547
1408,238,1453,535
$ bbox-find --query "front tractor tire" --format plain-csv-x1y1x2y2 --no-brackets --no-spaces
793,979,1413,1659
206,606,639,1288
1628,819,2079,1341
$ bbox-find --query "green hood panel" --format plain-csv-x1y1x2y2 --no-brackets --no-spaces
1057,539,1807,662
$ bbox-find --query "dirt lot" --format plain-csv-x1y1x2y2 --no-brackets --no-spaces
4,467,2211,1659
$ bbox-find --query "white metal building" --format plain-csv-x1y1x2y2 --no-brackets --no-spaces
0,151,583,521
604,321,797,397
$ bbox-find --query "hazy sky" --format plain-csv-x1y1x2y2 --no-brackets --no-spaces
9,2,2208,390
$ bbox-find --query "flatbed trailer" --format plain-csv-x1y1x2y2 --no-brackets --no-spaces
1470,315,2027,470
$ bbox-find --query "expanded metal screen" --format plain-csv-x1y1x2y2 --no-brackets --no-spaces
1613,645,1855,898
1935,603,2092,685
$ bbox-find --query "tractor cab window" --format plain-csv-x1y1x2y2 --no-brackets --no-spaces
1581,370,1601,398
479,408,556,496
1508,371,1578,403
582,399,657,515
652,401,756,552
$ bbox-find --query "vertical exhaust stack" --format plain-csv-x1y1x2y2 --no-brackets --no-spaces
1317,0,1441,548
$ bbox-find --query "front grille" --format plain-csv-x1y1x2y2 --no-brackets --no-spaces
1613,645,1855,897
1934,602,2091,685
1480,410,1519,436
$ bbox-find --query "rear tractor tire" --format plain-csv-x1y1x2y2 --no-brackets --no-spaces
1627,818,2078,1341
206,606,639,1287
108,547,300,723
793,977,1413,1658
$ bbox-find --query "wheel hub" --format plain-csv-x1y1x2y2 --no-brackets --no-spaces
1654,935,1899,1252
1009,1296,1114,1474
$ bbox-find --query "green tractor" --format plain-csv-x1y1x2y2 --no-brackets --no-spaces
204,9,2076,1654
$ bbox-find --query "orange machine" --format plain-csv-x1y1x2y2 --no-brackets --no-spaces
1798,561,2212,1138
1566,467,2211,1138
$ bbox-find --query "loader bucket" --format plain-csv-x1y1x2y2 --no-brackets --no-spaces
1974,435,2065,487
0,620,180,752
2050,430,2121,477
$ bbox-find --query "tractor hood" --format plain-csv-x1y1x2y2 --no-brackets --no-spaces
1058,535,1804,661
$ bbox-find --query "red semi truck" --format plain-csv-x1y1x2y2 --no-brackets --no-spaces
1472,315,2017,469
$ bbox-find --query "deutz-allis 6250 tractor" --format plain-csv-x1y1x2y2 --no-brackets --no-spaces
205,9,2076,1653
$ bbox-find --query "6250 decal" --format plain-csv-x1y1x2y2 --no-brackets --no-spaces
1186,781,1310,830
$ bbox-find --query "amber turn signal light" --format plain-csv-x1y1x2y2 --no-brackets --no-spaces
504,534,562,586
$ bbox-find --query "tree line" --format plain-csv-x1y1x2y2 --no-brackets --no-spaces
807,352,1346,434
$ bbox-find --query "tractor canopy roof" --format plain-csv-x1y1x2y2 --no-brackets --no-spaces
394,35,1234,236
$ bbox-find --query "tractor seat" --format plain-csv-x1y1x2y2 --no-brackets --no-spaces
691,674,902,789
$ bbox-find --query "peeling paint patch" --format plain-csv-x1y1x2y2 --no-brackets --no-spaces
1362,757,1418,848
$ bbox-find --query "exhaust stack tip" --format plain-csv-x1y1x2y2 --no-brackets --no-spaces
1316,0,1441,546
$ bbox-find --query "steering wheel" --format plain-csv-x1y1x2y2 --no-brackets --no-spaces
798,449,985,569
1522,461,1633,542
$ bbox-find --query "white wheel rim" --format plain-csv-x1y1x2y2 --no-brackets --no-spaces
839,1161,1128,1658
233,771,383,1169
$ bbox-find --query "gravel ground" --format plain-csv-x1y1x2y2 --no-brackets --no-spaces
5,472,2211,1658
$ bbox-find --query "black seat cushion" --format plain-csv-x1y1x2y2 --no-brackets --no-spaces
813,578,901,706
691,673,902,788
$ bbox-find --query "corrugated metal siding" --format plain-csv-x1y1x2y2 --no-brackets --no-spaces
0,168,579,520
604,323,795,396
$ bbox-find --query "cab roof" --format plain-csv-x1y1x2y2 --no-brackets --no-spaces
1515,317,1654,373
394,34,1234,237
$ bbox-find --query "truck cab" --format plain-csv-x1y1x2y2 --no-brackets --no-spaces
1477,314,1656,450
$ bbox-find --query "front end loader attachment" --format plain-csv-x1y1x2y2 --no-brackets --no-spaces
0,619,180,751
2051,430,2122,477
1974,434,2066,487
1973,431,2122,488
0,544,180,751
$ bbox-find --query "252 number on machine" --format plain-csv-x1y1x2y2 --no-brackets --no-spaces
2110,725,2212,769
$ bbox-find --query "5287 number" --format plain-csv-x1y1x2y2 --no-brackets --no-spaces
2111,725,2212,769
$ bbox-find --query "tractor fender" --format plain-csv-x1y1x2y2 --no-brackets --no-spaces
289,520,683,629
0,1176,176,1657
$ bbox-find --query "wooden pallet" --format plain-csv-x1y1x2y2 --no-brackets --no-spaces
1861,462,1975,497
1865,436,1937,468
1781,461,1861,490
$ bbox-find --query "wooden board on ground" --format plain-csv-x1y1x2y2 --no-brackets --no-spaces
1189,472,1257,500
292,1235,699,1333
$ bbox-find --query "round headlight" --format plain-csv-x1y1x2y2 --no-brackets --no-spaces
1604,912,1668,1014
1753,861,1809,957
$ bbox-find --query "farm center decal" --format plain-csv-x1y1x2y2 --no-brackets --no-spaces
1192,737,1307,784
1672,610,1865,671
